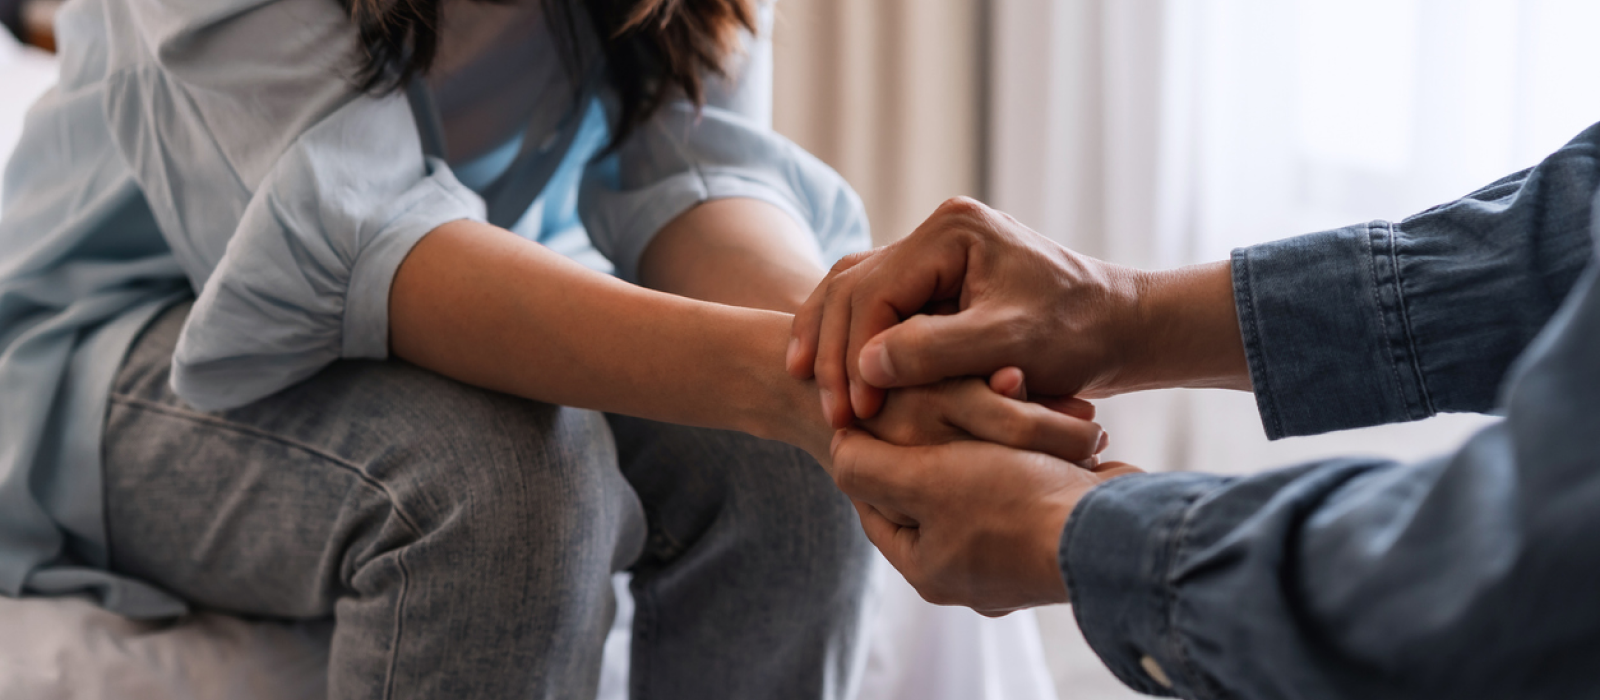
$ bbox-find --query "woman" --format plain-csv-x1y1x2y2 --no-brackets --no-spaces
0,0,1105,697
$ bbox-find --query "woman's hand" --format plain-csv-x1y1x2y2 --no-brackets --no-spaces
835,367,1107,527
859,369,1105,465
786,197,1252,429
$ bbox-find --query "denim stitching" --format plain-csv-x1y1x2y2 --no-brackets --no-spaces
383,549,412,700
1232,252,1283,438
1383,221,1436,416
1166,482,1232,700
1362,223,1412,424
109,394,427,537
110,393,425,700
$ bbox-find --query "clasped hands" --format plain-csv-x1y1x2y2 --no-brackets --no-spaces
784,197,1247,616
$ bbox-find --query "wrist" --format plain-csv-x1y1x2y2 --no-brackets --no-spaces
1114,261,1251,393
734,312,835,461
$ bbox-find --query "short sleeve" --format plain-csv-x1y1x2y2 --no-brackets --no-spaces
168,101,483,410
577,2,870,282
101,0,486,411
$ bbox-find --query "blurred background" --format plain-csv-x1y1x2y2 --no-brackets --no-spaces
6,0,1600,698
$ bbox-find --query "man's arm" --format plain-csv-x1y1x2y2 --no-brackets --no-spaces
836,255,1600,698
1059,260,1600,698
791,122,1600,434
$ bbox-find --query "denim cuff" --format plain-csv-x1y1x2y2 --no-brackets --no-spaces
1232,222,1433,439
1062,472,1230,699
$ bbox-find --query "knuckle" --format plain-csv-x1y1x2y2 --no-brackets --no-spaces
870,401,926,447
878,423,917,447
831,251,871,274
937,196,986,218
815,358,842,386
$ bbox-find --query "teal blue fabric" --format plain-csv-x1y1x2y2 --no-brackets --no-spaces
0,0,867,618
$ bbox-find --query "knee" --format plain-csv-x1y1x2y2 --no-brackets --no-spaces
694,433,874,583
362,377,642,574
763,444,869,554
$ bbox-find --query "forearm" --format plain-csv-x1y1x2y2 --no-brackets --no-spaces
1108,261,1251,395
390,219,831,457
1071,262,1600,697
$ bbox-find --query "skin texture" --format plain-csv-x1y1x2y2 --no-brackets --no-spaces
638,198,828,314
790,196,1252,612
833,430,1143,614
787,196,1251,429
388,198,1103,469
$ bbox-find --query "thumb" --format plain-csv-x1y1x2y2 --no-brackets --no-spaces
1036,396,1096,421
988,367,1027,401
858,310,1018,388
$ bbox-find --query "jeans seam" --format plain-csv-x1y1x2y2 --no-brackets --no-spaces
109,392,423,699
109,393,427,537
384,548,412,700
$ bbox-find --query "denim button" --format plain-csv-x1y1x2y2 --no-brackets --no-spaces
1140,655,1174,689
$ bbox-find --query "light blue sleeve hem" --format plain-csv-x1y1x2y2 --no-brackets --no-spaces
579,100,872,284
342,160,484,359
172,151,484,413
588,169,818,283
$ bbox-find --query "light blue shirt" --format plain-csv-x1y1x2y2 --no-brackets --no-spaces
0,0,868,618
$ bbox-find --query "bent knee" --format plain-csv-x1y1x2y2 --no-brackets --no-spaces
663,429,868,566
343,368,640,563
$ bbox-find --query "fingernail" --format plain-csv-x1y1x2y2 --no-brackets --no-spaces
1096,431,1110,454
785,336,800,371
831,429,847,453
860,340,896,385
820,388,836,423
849,380,866,418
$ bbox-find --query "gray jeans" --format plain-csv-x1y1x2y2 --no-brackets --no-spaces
101,302,873,700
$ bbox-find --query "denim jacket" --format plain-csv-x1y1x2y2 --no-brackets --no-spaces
1062,122,1600,699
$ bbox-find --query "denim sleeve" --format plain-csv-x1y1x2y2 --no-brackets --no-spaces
1234,123,1599,439
577,2,870,282
1064,217,1600,697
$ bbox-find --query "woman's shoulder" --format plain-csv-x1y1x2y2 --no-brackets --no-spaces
62,0,352,79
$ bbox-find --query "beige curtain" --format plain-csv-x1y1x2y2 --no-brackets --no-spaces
771,0,986,245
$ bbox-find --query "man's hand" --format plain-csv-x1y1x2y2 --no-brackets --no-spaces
786,197,1251,429
786,197,1141,427
831,429,1142,615
843,369,1107,526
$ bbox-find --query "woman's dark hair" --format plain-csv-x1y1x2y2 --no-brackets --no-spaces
343,0,757,148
